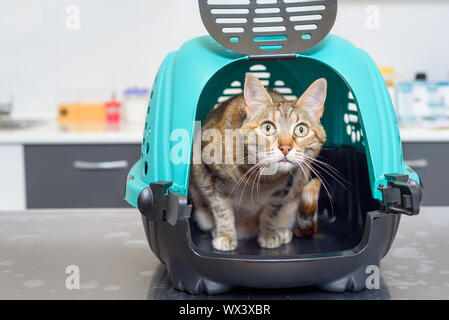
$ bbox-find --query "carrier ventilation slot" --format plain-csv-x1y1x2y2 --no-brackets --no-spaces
142,76,157,176
344,91,363,145
199,0,337,56
216,63,297,105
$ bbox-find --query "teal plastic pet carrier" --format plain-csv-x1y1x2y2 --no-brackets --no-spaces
125,0,422,294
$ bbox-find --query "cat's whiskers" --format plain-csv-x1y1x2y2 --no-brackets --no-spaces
310,156,348,181
291,157,309,181
296,158,335,216
226,160,262,201
240,150,275,206
235,154,257,165
239,158,271,206
256,161,271,200
250,163,262,205
246,163,262,207
301,154,351,191
304,153,348,180
297,158,335,214
239,152,259,163
287,167,295,178
252,155,275,203
250,155,277,196
227,158,269,202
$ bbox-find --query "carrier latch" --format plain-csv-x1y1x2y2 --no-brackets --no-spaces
378,174,422,216
137,181,192,225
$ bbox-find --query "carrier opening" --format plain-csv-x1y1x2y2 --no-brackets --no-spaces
188,57,378,258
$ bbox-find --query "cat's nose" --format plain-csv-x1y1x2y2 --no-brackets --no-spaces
278,145,292,156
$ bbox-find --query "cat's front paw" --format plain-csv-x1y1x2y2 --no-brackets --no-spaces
258,233,281,249
258,228,293,249
277,228,293,245
213,236,237,251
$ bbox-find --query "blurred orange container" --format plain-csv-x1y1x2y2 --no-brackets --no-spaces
58,103,107,122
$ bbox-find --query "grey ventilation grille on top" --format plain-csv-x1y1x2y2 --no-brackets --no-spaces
198,0,337,57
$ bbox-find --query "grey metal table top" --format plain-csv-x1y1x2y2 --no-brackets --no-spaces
0,207,448,300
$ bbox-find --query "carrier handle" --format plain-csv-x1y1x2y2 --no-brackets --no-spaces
137,181,192,225
378,174,423,216
198,0,338,57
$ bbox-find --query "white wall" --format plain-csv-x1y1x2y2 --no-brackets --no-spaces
1,0,448,118
335,0,449,81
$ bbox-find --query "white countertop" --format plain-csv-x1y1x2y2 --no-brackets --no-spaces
399,128,449,143
0,120,448,145
0,121,143,145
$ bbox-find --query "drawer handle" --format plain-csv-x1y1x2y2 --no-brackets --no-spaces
73,160,129,170
404,159,428,169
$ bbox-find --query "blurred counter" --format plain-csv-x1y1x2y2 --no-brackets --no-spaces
0,207,448,300
399,127,449,143
0,120,143,145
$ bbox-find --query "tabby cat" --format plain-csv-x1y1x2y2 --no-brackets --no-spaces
189,74,327,251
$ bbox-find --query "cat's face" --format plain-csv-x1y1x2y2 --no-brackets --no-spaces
240,74,327,175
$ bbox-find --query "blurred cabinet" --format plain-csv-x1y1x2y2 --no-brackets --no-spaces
402,142,449,206
25,144,140,208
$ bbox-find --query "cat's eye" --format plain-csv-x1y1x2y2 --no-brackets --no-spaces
260,122,276,136
294,123,309,138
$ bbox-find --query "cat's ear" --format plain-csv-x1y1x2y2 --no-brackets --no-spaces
296,78,327,120
243,74,273,118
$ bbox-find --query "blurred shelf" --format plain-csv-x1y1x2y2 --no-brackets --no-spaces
0,120,143,145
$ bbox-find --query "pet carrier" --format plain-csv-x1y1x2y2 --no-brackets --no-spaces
125,0,422,294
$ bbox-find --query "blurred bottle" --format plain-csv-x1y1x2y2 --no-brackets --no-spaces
415,72,427,81
122,87,150,124
379,67,400,111
106,94,121,127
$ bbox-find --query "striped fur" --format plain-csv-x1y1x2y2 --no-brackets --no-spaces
190,75,327,251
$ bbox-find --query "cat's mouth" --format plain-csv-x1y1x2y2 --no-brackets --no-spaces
279,158,292,163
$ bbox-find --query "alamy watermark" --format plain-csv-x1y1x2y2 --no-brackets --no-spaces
365,5,381,30
65,265,80,290
365,265,381,290
169,121,279,175
65,5,81,30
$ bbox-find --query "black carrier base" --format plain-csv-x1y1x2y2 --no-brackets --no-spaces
138,147,403,294
141,211,399,294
